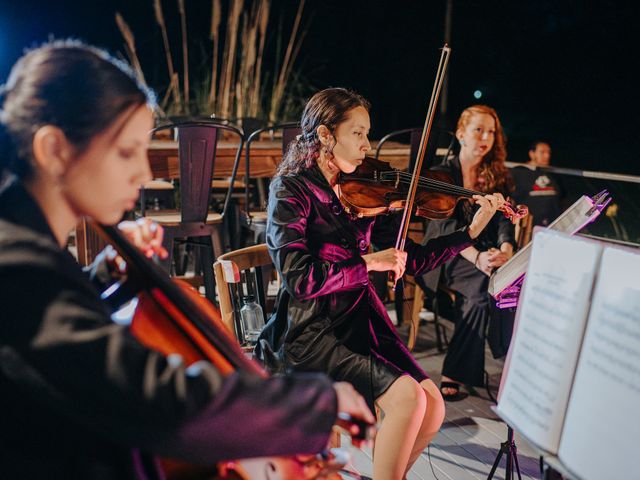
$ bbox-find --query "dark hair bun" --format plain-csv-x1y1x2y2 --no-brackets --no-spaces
0,39,156,180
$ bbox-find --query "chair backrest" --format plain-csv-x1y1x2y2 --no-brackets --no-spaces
213,243,276,340
375,127,455,171
514,212,534,250
243,122,301,211
152,120,245,223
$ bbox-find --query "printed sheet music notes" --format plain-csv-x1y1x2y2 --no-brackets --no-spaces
495,229,640,480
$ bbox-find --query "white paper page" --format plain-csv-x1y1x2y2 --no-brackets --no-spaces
559,247,640,480
489,195,598,297
496,230,602,453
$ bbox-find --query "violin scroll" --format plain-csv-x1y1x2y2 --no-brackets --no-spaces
500,201,529,224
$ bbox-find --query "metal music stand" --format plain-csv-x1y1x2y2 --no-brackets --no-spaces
487,425,522,480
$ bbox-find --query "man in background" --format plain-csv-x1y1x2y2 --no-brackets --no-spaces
511,141,564,227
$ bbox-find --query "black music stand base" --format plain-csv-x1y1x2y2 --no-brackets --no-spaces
487,426,522,480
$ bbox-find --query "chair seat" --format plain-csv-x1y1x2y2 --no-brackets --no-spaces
245,211,267,224
143,179,174,190
145,211,223,227
212,179,247,189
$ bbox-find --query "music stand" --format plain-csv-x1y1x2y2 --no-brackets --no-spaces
487,425,522,480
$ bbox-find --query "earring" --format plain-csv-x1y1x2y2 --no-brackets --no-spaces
324,146,334,159
459,139,466,146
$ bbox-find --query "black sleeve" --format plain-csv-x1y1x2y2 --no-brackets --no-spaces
0,248,337,464
371,213,473,277
267,176,369,300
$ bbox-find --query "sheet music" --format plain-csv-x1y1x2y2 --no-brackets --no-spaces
496,231,602,453
559,247,640,480
489,195,600,297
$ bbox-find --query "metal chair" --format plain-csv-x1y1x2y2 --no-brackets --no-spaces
410,272,453,352
373,127,455,347
144,119,244,304
235,122,301,246
374,127,455,171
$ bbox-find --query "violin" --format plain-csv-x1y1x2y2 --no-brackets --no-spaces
94,223,373,480
345,45,526,265
337,156,528,223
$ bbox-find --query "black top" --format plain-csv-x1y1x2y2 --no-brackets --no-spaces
510,164,563,227
422,156,516,293
0,179,337,479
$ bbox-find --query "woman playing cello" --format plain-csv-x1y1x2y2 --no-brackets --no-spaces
256,88,507,479
0,41,373,478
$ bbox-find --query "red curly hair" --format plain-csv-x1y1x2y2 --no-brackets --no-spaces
456,105,513,195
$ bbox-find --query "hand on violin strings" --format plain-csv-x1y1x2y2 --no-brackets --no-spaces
117,218,169,259
467,193,506,239
333,382,376,448
362,248,407,280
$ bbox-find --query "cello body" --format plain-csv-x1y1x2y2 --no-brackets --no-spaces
98,225,357,480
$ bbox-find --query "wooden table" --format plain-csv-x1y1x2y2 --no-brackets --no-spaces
75,140,412,267
148,139,411,179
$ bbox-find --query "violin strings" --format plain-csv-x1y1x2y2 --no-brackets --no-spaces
381,171,476,195
380,171,480,197
372,171,524,217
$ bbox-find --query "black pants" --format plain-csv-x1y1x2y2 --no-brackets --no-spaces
440,259,516,386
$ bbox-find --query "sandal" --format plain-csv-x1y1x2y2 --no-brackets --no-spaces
440,381,467,402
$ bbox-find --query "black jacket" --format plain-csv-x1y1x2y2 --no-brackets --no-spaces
422,155,516,294
256,166,473,407
0,179,337,479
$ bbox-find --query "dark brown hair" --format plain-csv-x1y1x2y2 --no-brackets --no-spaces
457,104,513,194
0,39,155,179
277,87,370,176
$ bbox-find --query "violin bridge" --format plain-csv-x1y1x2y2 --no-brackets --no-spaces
395,172,400,189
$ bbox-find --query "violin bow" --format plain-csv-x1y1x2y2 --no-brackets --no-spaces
394,45,452,256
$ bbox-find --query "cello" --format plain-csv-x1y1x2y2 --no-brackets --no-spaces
94,223,373,480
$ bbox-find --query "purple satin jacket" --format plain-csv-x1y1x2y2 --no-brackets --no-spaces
256,166,474,406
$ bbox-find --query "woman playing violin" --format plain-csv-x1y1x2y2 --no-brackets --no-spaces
422,105,516,401
0,41,373,478
256,88,506,479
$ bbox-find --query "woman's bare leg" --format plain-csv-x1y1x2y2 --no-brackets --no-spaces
405,379,446,474
374,375,427,480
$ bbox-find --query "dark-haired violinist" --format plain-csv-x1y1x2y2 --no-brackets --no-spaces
255,88,506,479
0,41,374,478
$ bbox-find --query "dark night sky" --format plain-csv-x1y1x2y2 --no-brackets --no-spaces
1,0,638,174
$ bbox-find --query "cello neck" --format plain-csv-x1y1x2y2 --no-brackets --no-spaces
93,223,263,375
